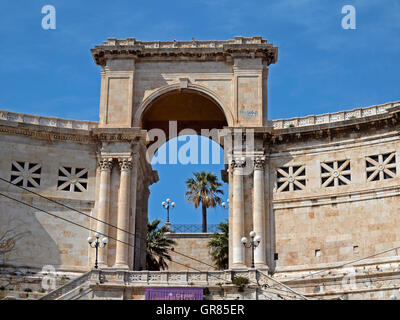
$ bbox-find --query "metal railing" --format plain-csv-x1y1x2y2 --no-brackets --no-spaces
170,224,220,233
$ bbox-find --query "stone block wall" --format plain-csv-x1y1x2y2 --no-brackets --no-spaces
166,233,216,271
0,129,97,272
270,123,400,270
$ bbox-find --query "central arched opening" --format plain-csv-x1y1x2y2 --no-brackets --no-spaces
141,88,229,271
141,88,228,136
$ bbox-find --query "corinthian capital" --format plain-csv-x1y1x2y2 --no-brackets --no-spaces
230,157,246,169
118,157,133,171
254,157,266,170
98,158,113,171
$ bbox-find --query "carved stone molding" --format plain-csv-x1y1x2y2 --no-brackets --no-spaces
98,158,113,171
91,127,146,143
230,158,246,169
254,157,266,170
118,158,133,171
0,125,93,144
91,37,278,66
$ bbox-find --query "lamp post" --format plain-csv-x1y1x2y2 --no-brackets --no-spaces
241,231,262,269
162,198,175,230
87,232,108,269
221,199,229,209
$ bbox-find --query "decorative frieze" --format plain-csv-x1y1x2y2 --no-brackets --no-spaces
92,36,278,66
0,126,93,144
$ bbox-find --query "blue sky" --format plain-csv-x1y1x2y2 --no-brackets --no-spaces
1,1,399,226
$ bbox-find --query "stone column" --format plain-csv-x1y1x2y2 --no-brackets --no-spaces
97,157,113,267
113,158,133,269
253,157,267,269
231,158,246,269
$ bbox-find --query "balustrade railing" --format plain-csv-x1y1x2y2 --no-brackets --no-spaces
170,224,220,233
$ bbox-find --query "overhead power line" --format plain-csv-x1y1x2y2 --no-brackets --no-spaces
4,175,396,299
0,189,299,299
0,177,219,270
0,191,258,294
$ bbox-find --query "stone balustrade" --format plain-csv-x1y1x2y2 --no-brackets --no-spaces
88,269,269,287
272,101,399,129
0,110,98,130
91,269,237,286
2,101,398,132
87,269,306,300
101,36,268,49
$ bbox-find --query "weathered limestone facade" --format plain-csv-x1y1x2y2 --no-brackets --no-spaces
166,233,215,272
1,37,400,299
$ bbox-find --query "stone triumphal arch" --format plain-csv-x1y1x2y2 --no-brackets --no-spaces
91,36,277,270
1,36,400,299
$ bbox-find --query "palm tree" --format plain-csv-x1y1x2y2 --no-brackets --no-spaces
146,219,176,271
208,221,229,270
185,171,224,232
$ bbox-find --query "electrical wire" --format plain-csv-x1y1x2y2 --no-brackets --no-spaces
0,177,219,272
0,191,249,292
0,178,305,299
270,245,400,289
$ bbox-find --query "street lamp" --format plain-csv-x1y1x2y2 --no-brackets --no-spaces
162,198,175,223
241,231,262,269
87,232,108,269
221,199,229,209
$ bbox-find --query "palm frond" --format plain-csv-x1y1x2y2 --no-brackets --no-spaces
146,219,176,271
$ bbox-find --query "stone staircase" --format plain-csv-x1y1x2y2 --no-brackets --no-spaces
39,271,91,300
38,269,307,300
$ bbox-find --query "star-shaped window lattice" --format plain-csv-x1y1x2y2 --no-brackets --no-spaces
366,153,396,182
321,160,351,187
276,165,306,192
10,161,41,188
57,167,88,192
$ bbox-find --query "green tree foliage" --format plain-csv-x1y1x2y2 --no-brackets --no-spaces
208,221,229,270
185,171,224,232
146,219,176,271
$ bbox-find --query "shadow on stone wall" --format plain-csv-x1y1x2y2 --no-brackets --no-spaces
0,196,61,270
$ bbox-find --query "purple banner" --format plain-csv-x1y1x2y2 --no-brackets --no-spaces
145,288,203,300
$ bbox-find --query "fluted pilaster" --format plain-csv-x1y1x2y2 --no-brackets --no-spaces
97,157,113,267
231,158,246,268
113,157,133,269
253,157,267,269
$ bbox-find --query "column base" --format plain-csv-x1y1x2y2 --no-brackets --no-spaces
255,263,269,271
96,263,108,269
112,264,130,270
230,264,248,270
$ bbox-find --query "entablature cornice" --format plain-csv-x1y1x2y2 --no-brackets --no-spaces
91,36,278,66
91,127,147,142
269,130,400,157
271,105,400,146
0,119,95,144
272,184,400,209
